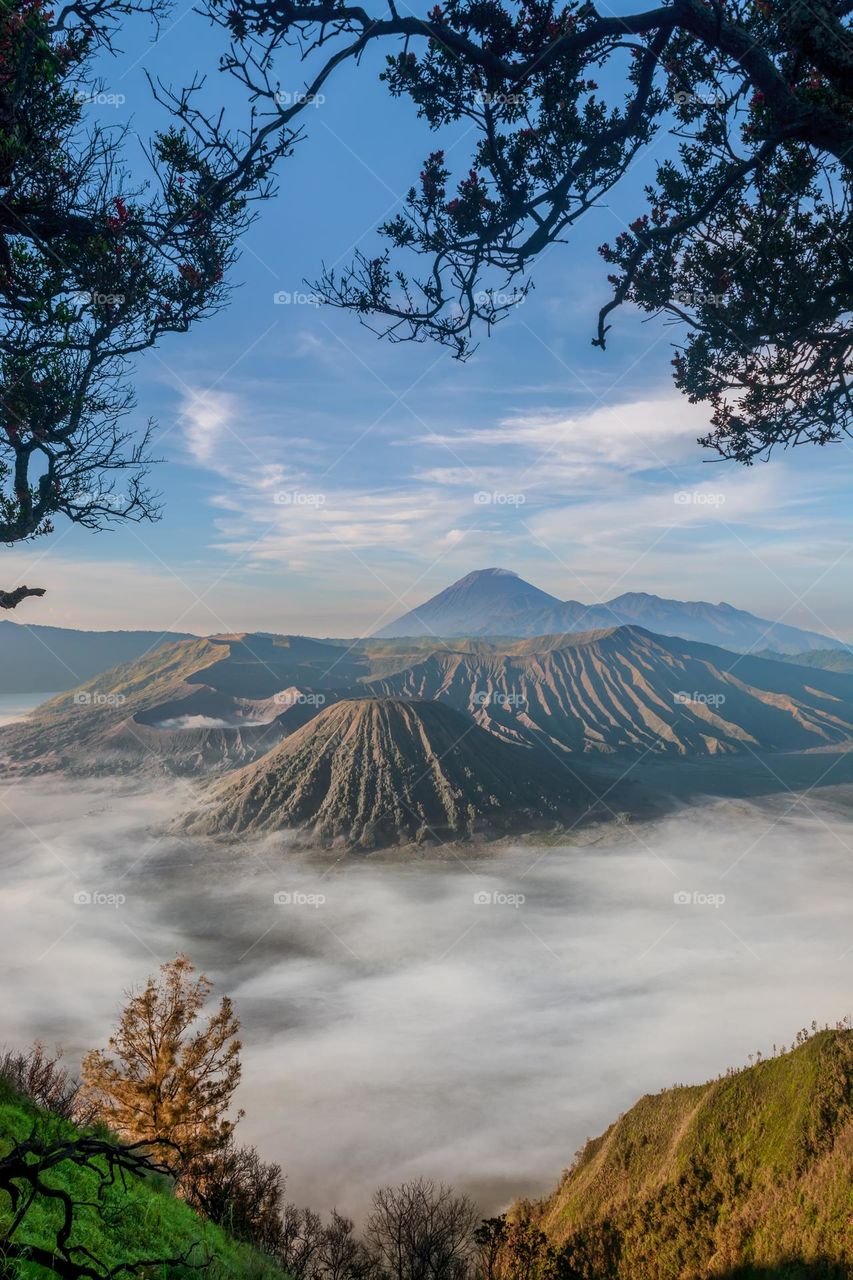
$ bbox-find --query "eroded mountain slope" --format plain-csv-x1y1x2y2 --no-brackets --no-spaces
366,627,853,756
180,698,581,848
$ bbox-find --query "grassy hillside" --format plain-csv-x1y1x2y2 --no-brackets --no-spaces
532,1030,853,1279
0,1083,285,1279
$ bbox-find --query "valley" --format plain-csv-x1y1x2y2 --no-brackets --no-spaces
3,770,853,1230
3,567,853,1276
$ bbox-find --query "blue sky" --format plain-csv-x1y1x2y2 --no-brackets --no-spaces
7,3,853,642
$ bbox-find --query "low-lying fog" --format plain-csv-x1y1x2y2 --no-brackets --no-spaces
2,772,853,1220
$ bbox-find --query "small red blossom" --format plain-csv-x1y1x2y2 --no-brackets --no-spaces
178,262,203,287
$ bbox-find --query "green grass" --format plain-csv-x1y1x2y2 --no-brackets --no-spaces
0,1085,285,1279
532,1030,853,1278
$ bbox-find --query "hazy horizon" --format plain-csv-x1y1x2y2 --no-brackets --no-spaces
4,562,853,647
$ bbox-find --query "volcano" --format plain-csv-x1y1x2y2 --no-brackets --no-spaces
180,697,581,848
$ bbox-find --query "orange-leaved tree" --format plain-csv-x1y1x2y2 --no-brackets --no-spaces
81,954,242,1169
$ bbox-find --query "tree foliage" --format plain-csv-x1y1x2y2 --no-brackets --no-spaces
80,954,242,1170
210,0,852,462
0,0,288,605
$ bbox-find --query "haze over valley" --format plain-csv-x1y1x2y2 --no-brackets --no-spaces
3,0,852,1268
4,770,853,1223
3,564,853,1274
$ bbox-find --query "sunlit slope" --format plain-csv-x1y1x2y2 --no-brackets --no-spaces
530,1029,853,1278
0,634,358,775
0,1086,285,1279
5,625,853,776
366,627,853,756
180,698,580,848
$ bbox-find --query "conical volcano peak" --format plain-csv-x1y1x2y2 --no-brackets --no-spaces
179,697,579,849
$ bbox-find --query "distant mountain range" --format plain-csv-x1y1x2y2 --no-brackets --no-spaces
528,1027,853,1277
0,619,193,693
376,567,848,654
7,625,853,810
757,648,853,674
1,571,845,695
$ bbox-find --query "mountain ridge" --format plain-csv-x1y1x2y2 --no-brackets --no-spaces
2,571,844,696
5,625,853,777
376,568,846,654
0,619,195,693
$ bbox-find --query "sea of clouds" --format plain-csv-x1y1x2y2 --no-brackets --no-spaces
2,774,852,1220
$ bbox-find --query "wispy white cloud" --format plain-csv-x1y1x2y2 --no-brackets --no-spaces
9,379,850,639
406,396,710,472
181,391,235,466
